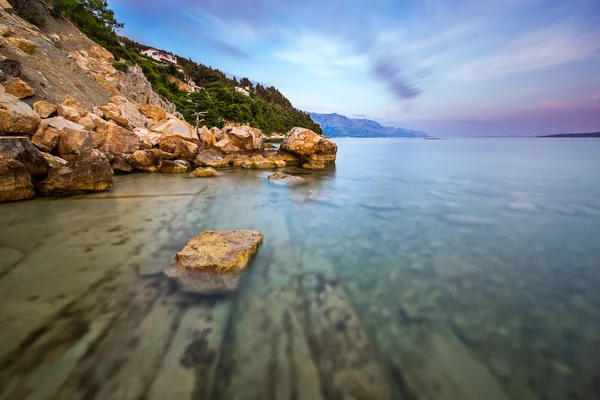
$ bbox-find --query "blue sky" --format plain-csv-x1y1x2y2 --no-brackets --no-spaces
108,0,600,136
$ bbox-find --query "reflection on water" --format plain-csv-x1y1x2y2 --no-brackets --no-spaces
1,138,599,399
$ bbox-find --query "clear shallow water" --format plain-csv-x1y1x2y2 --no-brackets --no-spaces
1,138,599,399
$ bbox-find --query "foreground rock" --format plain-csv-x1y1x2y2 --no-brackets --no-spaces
38,139,113,196
0,158,35,202
0,91,41,134
0,137,47,202
127,149,162,172
191,167,218,177
195,149,229,168
280,127,337,168
4,77,35,99
164,230,263,294
160,160,188,173
268,172,308,186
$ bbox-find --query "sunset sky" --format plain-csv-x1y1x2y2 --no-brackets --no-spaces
108,0,600,136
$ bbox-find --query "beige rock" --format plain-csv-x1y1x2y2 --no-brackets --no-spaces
58,128,91,161
31,116,89,156
148,148,175,160
225,153,250,167
191,167,218,177
160,160,188,173
133,127,161,147
38,139,113,196
302,161,326,169
62,96,89,116
159,135,198,161
280,127,337,166
224,126,263,152
267,172,308,186
140,104,167,122
176,230,263,273
102,123,139,157
110,155,132,173
195,149,229,168
7,37,37,54
41,152,68,169
151,118,198,142
109,96,147,129
77,115,96,131
98,102,132,129
0,158,35,202
57,104,81,122
0,24,12,38
214,136,241,154
0,91,40,134
3,78,34,99
127,149,162,172
240,154,285,169
33,101,57,118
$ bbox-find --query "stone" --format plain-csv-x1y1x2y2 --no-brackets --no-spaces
302,161,326,169
0,91,40,134
62,96,89,116
195,149,229,168
151,118,198,142
267,172,308,186
7,37,37,54
214,136,241,154
264,143,277,149
127,149,161,172
225,153,250,167
0,136,49,178
191,167,218,177
98,102,132,130
240,154,285,169
280,127,337,166
109,96,147,129
110,155,132,173
176,230,263,273
33,101,57,118
276,150,302,166
159,135,198,161
117,65,177,114
101,123,139,157
41,152,68,169
133,127,161,147
3,77,34,99
160,160,188,173
140,103,167,122
224,126,263,152
57,128,91,161
57,104,81,122
38,138,113,196
0,158,35,202
77,115,96,131
164,258,243,295
148,148,175,160
32,116,86,153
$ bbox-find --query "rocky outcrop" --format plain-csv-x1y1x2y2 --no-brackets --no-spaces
151,118,198,142
117,65,177,114
127,149,162,172
191,167,218,177
165,230,263,294
280,127,337,168
32,116,86,153
0,136,49,178
160,160,188,173
38,138,113,196
268,172,308,186
239,154,285,169
159,135,198,162
0,136,48,202
0,90,40,134
3,77,34,99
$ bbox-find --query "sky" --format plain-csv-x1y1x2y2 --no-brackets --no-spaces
108,0,600,137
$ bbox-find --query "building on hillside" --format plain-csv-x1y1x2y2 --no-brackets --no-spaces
235,86,250,96
140,49,178,64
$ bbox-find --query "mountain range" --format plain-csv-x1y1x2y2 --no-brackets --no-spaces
308,113,427,138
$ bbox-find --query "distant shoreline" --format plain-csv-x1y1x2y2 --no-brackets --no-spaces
538,132,600,138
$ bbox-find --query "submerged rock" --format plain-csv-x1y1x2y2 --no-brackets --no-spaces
191,167,218,177
268,172,307,186
164,230,263,294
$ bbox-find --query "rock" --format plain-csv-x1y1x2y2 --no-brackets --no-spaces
62,96,89,116
98,102,133,130
160,160,188,173
275,150,302,166
133,127,161,147
127,149,162,172
225,153,250,167
140,103,167,122
267,172,308,186
110,155,132,173
38,138,113,196
33,101,57,118
159,135,198,161
77,115,96,131
101,123,139,157
164,258,243,295
191,167,218,177
3,77,34,99
302,161,326,169
224,126,263,152
148,148,175,160
0,136,49,178
0,158,35,202
7,37,37,54
57,104,81,122
178,230,262,272
240,154,285,169
41,152,68,169
108,96,147,129
264,143,277,149
0,91,40,134
151,118,198,142
194,149,229,168
57,128,92,161
117,65,177,114
31,116,86,153
280,127,337,166
214,136,241,154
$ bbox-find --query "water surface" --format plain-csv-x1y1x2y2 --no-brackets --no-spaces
1,138,599,400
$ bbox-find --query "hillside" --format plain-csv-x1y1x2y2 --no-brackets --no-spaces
539,132,600,138
309,112,426,138
7,0,321,135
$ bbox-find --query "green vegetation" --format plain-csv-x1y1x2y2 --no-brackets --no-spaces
41,0,321,134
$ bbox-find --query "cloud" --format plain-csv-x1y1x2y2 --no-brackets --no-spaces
372,56,424,99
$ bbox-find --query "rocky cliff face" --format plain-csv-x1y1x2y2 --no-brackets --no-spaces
0,1,337,202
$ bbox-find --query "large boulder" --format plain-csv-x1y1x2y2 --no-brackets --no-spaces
195,149,229,168
127,149,162,172
0,91,40,134
98,102,133,130
240,154,285,169
280,127,337,168
164,230,263,294
108,96,147,129
224,126,263,152
117,65,177,114
140,104,167,122
0,158,35,202
33,101,57,118
0,136,49,178
32,117,87,153
151,118,198,142
38,139,113,196
3,77,34,99
101,122,140,157
159,135,199,161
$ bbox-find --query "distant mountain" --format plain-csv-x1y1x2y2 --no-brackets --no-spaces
539,132,600,138
308,113,427,138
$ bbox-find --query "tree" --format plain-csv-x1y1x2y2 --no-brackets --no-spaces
239,77,252,88
83,0,123,30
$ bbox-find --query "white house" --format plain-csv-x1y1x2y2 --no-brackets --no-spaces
235,86,250,96
140,49,178,64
